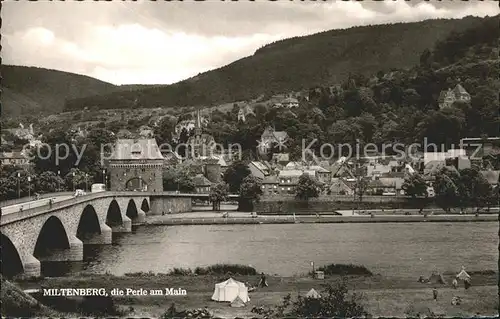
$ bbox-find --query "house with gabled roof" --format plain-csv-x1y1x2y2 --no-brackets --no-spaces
248,161,271,180
193,174,212,194
438,84,471,109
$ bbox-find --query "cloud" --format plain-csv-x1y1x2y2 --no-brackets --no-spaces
2,1,498,85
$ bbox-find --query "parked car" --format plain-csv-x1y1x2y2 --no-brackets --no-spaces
74,189,86,197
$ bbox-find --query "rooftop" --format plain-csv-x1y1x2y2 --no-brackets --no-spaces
193,174,212,187
111,139,165,161
278,169,303,178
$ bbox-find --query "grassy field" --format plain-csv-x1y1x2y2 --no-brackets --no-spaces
15,272,498,318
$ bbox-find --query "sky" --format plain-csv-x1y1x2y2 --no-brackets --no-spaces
2,1,498,85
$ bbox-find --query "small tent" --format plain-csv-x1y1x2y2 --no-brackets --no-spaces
230,296,246,308
305,288,321,299
456,267,471,281
428,273,446,284
211,278,250,303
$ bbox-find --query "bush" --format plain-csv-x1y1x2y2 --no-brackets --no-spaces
262,279,368,318
314,263,373,276
168,268,193,276
124,271,156,277
161,303,212,319
194,264,257,276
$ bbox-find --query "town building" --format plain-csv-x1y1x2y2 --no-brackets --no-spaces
261,175,279,196
438,84,471,109
0,151,31,168
480,170,500,187
202,156,222,184
281,97,299,108
107,139,164,192
329,178,354,195
237,104,255,122
367,177,404,196
278,169,303,195
193,174,212,194
307,165,332,184
248,161,271,180
2,123,35,141
460,137,500,158
187,110,216,158
258,127,289,155
138,125,154,138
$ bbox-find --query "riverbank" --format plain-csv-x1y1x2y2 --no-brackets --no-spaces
14,271,498,318
146,213,498,225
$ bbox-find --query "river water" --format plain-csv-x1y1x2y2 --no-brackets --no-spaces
44,222,498,278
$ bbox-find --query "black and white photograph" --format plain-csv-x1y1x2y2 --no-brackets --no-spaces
0,0,499,317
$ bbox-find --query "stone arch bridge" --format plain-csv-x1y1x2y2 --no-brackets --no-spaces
0,191,234,278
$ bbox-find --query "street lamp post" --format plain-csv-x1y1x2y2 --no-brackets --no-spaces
17,172,21,199
72,172,76,191
28,176,32,199
85,173,89,192
57,170,61,192
102,169,106,184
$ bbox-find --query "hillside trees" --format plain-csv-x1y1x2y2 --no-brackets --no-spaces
295,174,321,201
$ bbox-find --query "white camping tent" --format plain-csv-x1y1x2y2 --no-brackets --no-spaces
456,266,471,281
305,288,321,299
211,278,250,303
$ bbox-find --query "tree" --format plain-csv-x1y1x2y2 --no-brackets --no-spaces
354,177,368,203
163,168,195,193
36,171,65,193
295,174,320,201
458,168,492,212
239,175,263,211
64,168,90,191
223,161,251,193
434,170,459,213
402,173,428,213
154,116,177,145
0,177,18,201
209,182,229,211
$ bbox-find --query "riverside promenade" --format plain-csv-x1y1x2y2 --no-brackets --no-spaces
146,211,498,225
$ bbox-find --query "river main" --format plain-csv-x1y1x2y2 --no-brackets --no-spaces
43,222,498,278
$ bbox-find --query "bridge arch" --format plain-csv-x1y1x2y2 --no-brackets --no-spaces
106,200,123,227
126,199,139,220
141,198,150,213
77,205,102,243
34,216,71,261
1,233,24,278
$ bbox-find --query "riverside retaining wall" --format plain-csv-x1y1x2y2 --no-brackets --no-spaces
254,196,436,213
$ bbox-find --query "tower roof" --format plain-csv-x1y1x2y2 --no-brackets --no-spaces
110,139,164,160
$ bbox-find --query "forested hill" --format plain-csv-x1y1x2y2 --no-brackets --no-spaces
1,65,118,117
64,15,489,112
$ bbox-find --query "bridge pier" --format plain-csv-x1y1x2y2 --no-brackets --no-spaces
23,254,41,277
133,211,146,224
36,235,84,262
109,215,132,233
81,224,112,245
